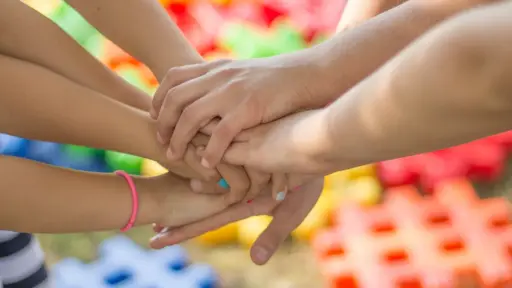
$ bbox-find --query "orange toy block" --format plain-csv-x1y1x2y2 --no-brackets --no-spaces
102,40,139,69
313,178,512,288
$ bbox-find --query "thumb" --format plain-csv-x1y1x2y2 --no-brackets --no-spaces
223,142,251,166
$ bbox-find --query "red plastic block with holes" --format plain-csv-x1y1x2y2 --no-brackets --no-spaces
313,178,512,288
378,133,511,191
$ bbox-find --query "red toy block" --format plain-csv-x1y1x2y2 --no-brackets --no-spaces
377,157,418,188
416,153,469,193
313,178,512,288
446,140,506,182
487,131,512,152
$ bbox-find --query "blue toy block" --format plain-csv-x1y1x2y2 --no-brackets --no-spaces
25,141,63,164
52,236,218,288
0,134,29,157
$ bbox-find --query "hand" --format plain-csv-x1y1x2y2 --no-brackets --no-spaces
222,109,339,175
150,50,336,169
145,173,229,227
156,132,257,204
150,177,324,265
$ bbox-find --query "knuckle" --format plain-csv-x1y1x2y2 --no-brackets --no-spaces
166,67,183,80
181,105,199,123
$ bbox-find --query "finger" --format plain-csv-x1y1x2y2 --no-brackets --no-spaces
202,108,254,168
271,173,288,202
190,132,211,147
182,144,219,181
149,193,276,249
189,178,228,194
250,179,323,265
198,146,250,204
156,77,215,147
223,142,251,166
168,94,219,164
151,64,209,119
152,223,165,233
243,169,271,202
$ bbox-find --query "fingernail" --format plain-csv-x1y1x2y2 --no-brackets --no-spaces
246,199,253,204
150,233,163,242
276,191,286,201
157,132,164,144
201,157,211,168
253,246,269,263
190,179,203,192
218,178,229,189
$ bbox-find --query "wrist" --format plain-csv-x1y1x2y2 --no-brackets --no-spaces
133,177,165,225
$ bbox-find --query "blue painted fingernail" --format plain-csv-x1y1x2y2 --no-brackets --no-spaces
276,191,286,201
218,178,229,189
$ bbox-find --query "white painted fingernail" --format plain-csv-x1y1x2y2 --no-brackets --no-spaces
276,191,286,201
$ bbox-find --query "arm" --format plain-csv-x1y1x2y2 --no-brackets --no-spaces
0,155,227,233
0,54,166,163
322,1,512,169
65,0,203,80
314,0,500,105
0,0,151,111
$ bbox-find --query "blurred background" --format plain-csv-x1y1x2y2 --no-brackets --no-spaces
4,0,512,287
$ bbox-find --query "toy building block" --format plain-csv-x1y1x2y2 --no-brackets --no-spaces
53,235,218,288
487,130,512,151
0,134,29,158
238,216,272,248
141,159,168,176
313,178,512,288
341,176,381,207
104,151,143,175
378,135,510,191
292,191,332,241
195,222,240,246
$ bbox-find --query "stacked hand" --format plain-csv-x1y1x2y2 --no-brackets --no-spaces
149,51,337,264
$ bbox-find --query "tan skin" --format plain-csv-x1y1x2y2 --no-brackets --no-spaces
151,0,504,266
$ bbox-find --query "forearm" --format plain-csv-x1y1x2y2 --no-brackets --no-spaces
66,0,203,80
322,1,512,170
0,155,160,233
0,55,166,164
315,0,499,104
0,0,151,111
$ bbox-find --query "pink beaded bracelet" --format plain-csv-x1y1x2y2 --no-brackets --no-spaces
115,170,139,232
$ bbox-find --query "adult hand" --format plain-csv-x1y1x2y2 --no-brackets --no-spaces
150,177,324,265
150,50,338,169
222,109,342,175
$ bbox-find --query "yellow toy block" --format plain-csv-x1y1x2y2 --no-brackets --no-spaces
292,192,331,242
210,0,232,5
344,164,376,180
238,216,272,248
343,176,381,206
141,160,167,176
195,222,239,246
23,0,61,15
323,172,350,192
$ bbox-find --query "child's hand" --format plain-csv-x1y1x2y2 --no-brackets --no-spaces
150,51,336,169
146,173,230,228
150,177,324,265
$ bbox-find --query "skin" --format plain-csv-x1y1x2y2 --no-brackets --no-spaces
150,0,505,265
0,56,229,233
150,0,500,172
218,1,512,175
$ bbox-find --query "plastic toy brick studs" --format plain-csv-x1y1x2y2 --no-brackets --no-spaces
52,236,218,288
313,178,512,288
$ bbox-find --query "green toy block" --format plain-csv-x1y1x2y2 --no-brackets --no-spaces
83,33,106,59
218,22,275,59
49,2,99,46
269,21,307,54
63,145,104,159
104,151,143,175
